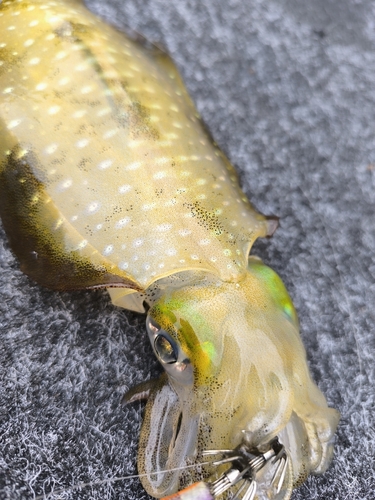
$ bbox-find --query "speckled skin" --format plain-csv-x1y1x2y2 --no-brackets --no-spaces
0,0,271,297
0,1,339,499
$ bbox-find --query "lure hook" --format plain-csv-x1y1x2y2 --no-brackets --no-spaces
162,437,289,499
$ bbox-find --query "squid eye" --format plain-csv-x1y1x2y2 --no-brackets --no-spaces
154,334,178,364
146,313,193,386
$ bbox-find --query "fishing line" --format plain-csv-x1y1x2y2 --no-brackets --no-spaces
33,460,212,499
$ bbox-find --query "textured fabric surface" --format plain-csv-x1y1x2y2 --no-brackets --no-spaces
0,0,374,499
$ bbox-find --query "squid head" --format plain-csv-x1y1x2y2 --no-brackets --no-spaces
128,258,339,499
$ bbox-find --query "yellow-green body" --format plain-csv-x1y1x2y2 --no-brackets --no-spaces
0,0,339,498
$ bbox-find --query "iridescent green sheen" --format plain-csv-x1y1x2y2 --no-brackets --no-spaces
248,260,298,326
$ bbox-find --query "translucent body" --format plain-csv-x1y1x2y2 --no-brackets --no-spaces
139,261,339,498
0,1,339,499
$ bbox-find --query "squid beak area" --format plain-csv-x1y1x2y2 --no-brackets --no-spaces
136,376,199,498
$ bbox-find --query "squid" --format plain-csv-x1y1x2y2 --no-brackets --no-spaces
0,0,339,498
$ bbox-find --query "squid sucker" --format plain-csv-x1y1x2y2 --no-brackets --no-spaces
0,0,339,498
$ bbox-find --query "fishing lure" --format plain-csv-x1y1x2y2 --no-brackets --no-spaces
0,0,339,498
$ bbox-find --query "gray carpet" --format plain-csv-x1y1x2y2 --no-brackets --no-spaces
0,0,374,499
